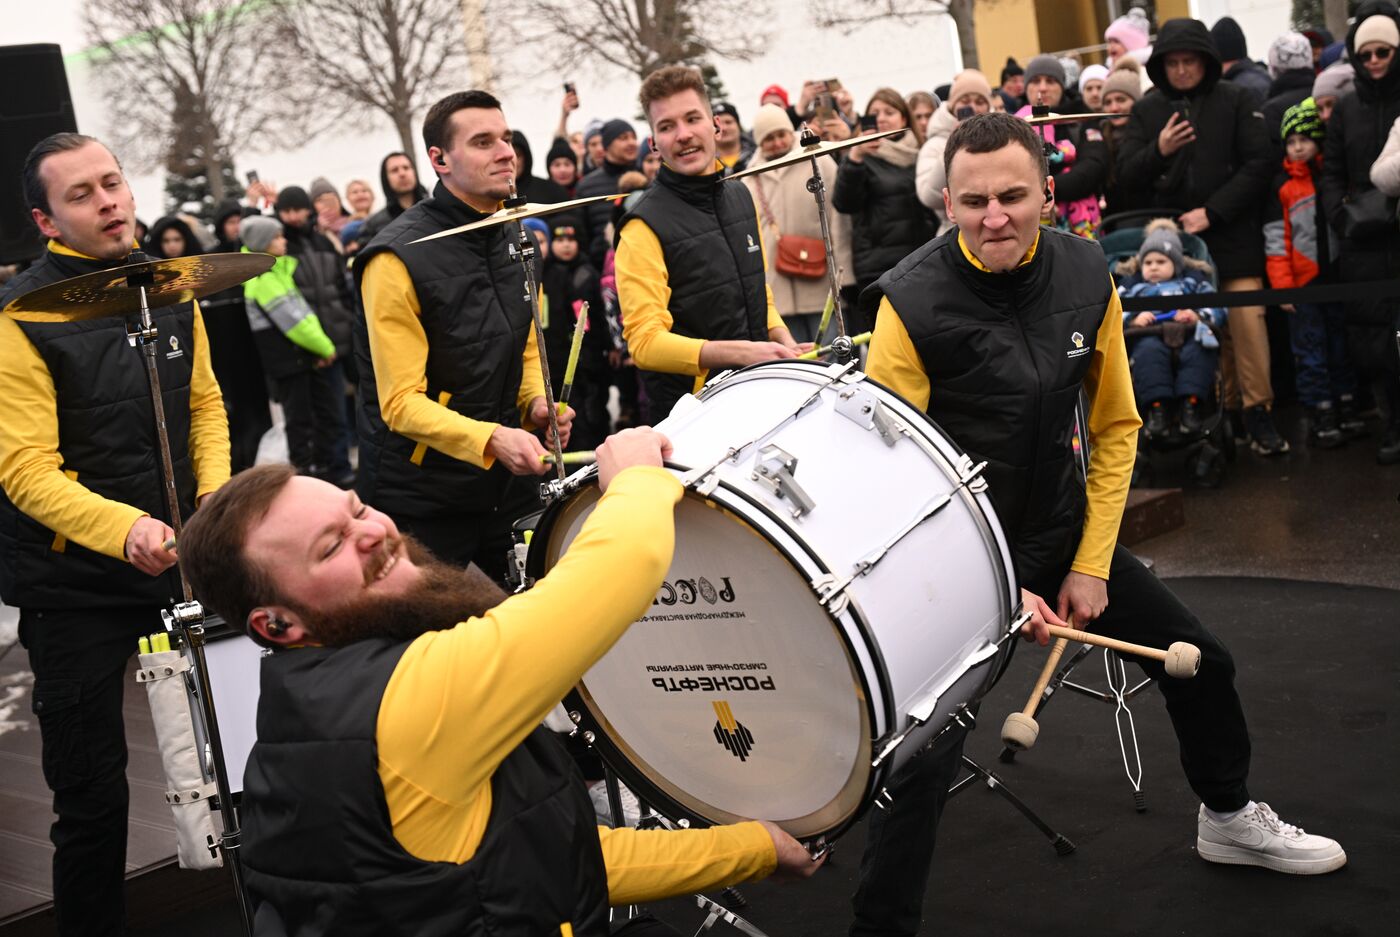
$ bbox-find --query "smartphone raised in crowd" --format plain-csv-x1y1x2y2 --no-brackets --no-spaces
859,114,878,133
246,170,259,184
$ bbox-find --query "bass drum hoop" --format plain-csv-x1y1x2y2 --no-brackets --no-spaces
529,465,889,841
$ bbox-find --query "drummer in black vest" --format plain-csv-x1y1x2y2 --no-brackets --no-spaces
850,113,1344,937
616,65,809,424
0,133,231,937
355,90,575,581
178,428,822,935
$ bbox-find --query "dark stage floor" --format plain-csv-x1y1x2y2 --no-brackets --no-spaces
76,575,1396,937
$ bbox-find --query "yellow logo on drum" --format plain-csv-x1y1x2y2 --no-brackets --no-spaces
712,700,755,762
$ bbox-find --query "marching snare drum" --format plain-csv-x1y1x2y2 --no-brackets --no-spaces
529,360,1021,841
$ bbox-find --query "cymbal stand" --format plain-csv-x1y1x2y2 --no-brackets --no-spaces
504,190,566,482
798,126,852,363
124,254,254,936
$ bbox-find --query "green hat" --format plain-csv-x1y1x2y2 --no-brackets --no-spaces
1281,97,1325,144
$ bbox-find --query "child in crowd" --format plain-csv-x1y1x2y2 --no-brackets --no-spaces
240,215,345,478
536,215,612,451
1265,97,1363,448
1119,219,1226,440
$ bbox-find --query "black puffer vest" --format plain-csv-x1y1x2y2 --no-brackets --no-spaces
353,182,532,518
0,245,197,609
618,163,769,421
864,227,1111,583
242,640,609,937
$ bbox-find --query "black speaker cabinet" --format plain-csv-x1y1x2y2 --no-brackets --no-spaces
0,44,79,266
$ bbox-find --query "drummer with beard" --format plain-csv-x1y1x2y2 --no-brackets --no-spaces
615,65,809,424
849,112,1344,937
354,90,575,582
177,428,822,936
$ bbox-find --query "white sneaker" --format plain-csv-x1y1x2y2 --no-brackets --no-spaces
1197,802,1347,874
588,779,641,828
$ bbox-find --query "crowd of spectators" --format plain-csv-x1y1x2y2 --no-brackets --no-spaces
140,2,1400,472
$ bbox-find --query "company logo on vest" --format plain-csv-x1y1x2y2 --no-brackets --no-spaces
166,334,185,360
1066,330,1090,359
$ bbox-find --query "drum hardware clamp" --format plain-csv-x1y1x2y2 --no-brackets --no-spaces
751,445,816,518
870,649,996,770
814,458,989,613
834,385,906,447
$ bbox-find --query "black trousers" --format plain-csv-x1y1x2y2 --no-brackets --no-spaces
19,606,164,937
391,478,541,585
850,545,1251,937
274,366,349,477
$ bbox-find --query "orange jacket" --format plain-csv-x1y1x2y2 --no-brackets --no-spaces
1264,155,1328,290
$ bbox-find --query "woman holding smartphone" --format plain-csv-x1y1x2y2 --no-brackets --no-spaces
832,87,937,332
915,69,995,229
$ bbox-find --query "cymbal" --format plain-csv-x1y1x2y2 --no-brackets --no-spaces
725,128,906,181
4,252,275,323
409,192,625,244
1023,111,1115,126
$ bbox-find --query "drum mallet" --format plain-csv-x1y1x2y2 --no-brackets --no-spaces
1001,633,1071,752
1040,623,1201,680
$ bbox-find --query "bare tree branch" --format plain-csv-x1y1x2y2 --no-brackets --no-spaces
82,0,290,203
813,0,980,70
521,0,770,82
269,0,476,161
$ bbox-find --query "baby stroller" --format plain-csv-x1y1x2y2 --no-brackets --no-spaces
1100,212,1235,488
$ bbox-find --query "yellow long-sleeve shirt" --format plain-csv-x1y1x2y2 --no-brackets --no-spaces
375,466,777,902
616,188,786,394
0,241,230,561
865,233,1141,580
360,251,546,469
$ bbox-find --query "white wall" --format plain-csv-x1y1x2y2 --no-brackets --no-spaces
1191,0,1309,62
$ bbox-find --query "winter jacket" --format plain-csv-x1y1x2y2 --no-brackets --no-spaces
1119,277,1225,347
1319,0,1400,326
1101,120,1154,215
144,215,202,259
243,249,336,379
1373,116,1400,195
1114,18,1275,279
743,146,855,316
915,105,960,228
512,130,571,205
832,132,938,285
282,223,356,358
1222,59,1273,108
576,160,632,270
1265,156,1335,289
359,153,429,243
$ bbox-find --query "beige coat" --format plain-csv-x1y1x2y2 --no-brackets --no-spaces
744,149,855,317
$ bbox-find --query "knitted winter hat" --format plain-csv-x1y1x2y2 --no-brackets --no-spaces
522,217,550,246
1060,57,1082,88
759,84,790,108
1312,62,1356,101
1078,64,1110,92
545,137,577,168
308,177,337,201
600,119,635,150
1001,57,1024,83
274,185,312,212
583,119,605,143
1105,7,1152,52
1138,219,1184,276
713,102,741,125
1102,61,1144,103
1268,32,1314,78
947,69,994,109
240,215,283,252
1210,17,1249,61
1024,54,1067,89
1355,14,1400,51
1281,97,1326,143
751,103,792,146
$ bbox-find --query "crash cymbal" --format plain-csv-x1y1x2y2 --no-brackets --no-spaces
726,128,906,181
1022,111,1114,126
410,192,625,244
4,252,275,323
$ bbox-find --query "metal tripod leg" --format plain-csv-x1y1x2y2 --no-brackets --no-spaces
999,644,1152,811
949,755,1075,856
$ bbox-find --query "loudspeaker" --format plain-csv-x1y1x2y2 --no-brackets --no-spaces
0,44,78,266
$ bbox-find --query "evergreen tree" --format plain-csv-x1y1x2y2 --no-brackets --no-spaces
162,79,243,224
699,62,730,106
1292,0,1325,30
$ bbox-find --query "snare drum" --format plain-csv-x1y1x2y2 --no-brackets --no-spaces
528,360,1019,840
185,617,264,795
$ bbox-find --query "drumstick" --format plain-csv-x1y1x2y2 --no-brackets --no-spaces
162,536,177,552
815,266,845,340
540,450,596,465
1043,623,1200,679
797,331,872,360
557,302,588,413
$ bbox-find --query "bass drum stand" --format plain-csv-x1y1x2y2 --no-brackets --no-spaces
125,255,254,935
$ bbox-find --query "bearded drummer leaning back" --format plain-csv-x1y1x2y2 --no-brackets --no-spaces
850,112,1344,937
177,427,822,937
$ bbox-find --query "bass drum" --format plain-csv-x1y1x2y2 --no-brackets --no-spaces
528,360,1019,841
